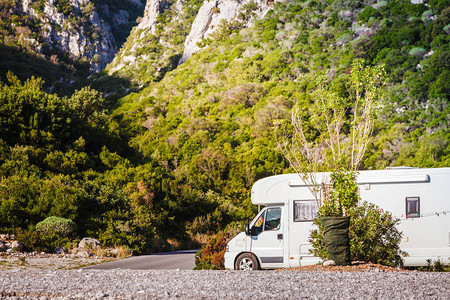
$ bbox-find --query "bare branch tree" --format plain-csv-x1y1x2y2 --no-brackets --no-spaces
276,59,387,207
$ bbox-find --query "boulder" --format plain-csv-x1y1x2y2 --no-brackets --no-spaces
79,238,102,250
11,240,24,252
0,241,6,251
54,246,68,254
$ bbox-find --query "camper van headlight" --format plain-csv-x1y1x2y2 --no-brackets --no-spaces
226,244,229,252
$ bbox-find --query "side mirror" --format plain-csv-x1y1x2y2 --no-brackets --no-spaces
245,222,251,236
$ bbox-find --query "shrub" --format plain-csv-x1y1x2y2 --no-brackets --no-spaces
358,6,380,23
409,47,427,58
419,259,450,272
117,245,133,259
15,228,73,253
36,216,77,238
319,170,359,217
310,201,403,267
195,226,241,270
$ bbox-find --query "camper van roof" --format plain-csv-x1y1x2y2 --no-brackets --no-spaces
250,168,449,206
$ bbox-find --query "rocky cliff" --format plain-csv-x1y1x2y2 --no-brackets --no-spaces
179,0,272,64
22,0,117,72
1,0,144,77
106,0,199,85
107,0,274,85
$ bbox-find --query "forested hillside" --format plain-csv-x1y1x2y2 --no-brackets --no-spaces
0,0,449,254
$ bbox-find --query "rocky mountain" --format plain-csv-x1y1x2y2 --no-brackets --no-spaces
106,0,275,86
0,0,145,93
19,0,117,72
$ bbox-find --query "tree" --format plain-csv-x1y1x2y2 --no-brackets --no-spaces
277,59,387,211
277,59,395,265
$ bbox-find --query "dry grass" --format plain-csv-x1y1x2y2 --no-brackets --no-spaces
116,246,132,259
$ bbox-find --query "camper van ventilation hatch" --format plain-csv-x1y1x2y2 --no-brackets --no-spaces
386,166,418,170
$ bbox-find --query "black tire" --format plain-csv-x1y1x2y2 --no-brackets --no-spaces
234,253,260,270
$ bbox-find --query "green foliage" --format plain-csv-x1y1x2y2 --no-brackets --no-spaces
310,202,403,267
36,216,77,237
409,47,427,57
419,259,450,272
55,0,74,16
320,170,359,217
358,6,380,23
15,228,74,253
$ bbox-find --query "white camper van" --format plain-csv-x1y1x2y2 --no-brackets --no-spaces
224,167,450,270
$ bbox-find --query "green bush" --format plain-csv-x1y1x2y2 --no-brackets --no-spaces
319,170,360,217
36,216,77,238
419,259,450,272
409,47,427,57
358,6,380,23
55,0,73,16
15,229,74,253
310,202,403,267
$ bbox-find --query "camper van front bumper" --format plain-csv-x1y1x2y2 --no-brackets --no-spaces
224,251,236,269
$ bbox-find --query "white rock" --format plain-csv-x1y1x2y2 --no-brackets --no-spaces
323,260,336,266
137,0,171,33
79,237,102,250
74,250,91,258
11,241,24,252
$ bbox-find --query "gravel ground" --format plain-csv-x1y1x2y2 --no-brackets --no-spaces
0,255,111,270
1,269,449,299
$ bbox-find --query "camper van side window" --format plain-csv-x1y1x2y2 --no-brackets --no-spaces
406,197,420,218
264,208,281,231
294,200,318,222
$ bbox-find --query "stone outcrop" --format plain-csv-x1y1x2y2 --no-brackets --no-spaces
11,241,24,251
106,0,186,81
54,246,68,254
19,0,117,72
179,0,272,64
108,0,274,82
0,240,6,251
136,0,172,33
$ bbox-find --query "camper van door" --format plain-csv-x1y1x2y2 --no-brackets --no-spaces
249,206,284,268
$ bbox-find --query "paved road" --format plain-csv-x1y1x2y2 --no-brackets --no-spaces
85,250,197,270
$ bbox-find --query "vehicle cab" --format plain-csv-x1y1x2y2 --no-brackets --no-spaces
224,205,285,270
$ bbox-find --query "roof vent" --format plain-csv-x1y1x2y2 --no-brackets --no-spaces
385,166,418,170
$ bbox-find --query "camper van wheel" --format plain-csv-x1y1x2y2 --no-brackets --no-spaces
235,253,260,270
